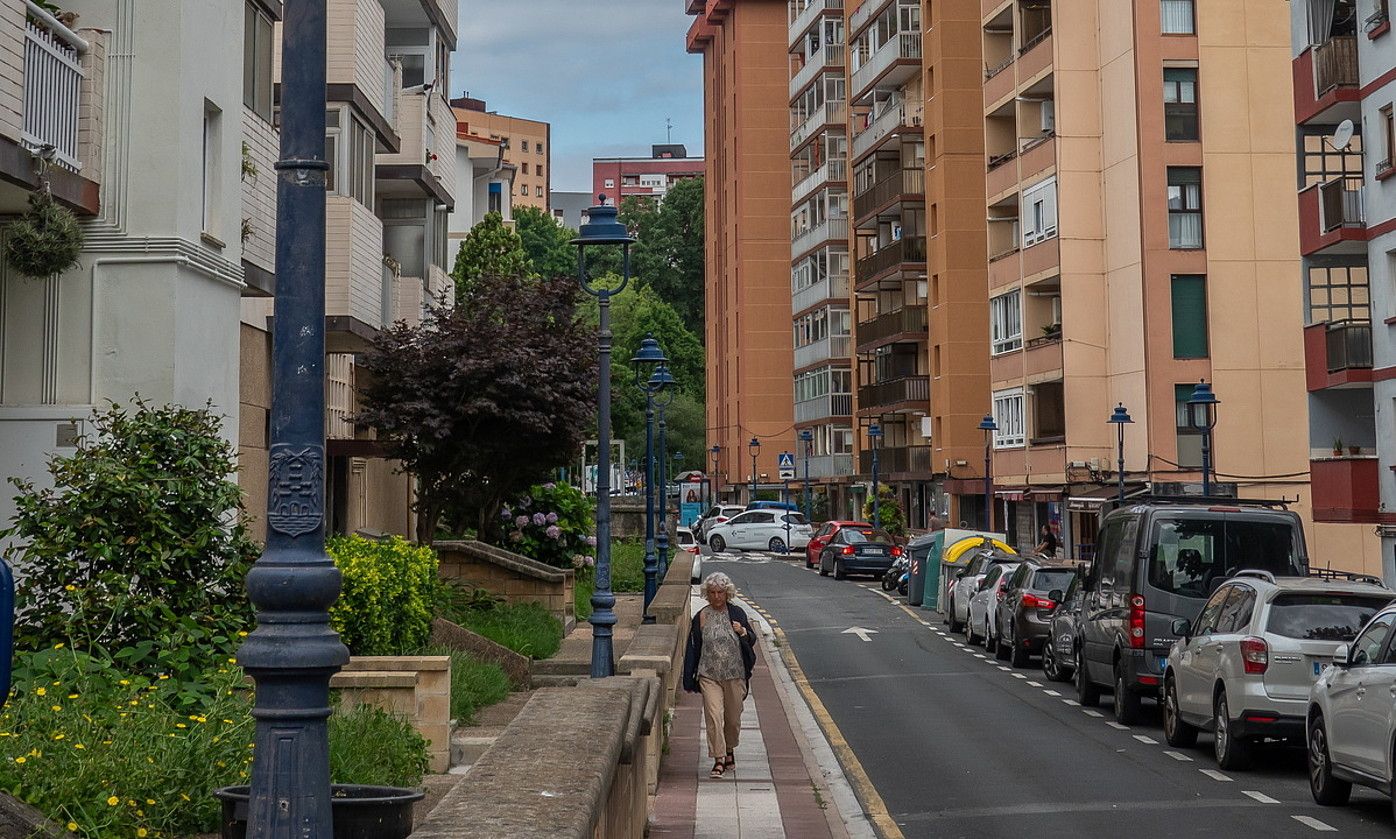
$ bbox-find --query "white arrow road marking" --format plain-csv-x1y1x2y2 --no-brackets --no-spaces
1292,816,1336,832
1241,791,1278,804
842,626,879,642
1163,751,1193,762
1200,769,1232,782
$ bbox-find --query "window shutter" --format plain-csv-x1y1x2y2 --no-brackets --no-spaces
1170,275,1209,358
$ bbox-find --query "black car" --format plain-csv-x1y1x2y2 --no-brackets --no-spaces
1041,565,1085,683
993,560,1079,667
818,526,901,580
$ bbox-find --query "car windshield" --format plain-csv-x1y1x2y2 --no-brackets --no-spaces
844,528,893,544
782,513,808,525
1266,594,1393,641
1149,517,1304,597
1032,568,1076,593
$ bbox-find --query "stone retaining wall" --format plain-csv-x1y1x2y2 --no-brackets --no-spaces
435,539,575,633
332,656,451,773
430,617,531,689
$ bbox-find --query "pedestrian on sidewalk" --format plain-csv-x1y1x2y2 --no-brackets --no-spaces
682,571,756,779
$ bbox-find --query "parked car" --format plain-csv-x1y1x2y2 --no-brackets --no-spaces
817,526,901,580
946,549,1020,634
695,505,746,543
746,500,800,512
1042,566,1086,683
706,510,812,554
676,526,702,583
1076,499,1310,724
1162,571,1390,769
805,520,873,569
967,562,1021,648
1307,599,1396,812
993,560,1079,667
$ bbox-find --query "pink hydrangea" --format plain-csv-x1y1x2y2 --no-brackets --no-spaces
546,525,562,540
515,515,529,529
532,512,547,527
546,512,559,524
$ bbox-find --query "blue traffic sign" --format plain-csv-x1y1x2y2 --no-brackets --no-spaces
777,451,795,469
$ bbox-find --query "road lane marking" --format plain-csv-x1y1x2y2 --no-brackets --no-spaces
973,654,987,659
1132,735,1158,745
1106,722,1129,730
1063,699,1080,706
1083,709,1103,717
997,666,1011,671
1199,769,1232,782
1241,791,1278,804
1012,673,1027,679
1163,751,1193,762
1292,816,1336,831
841,626,879,642
1026,680,1043,687
1043,689,1061,697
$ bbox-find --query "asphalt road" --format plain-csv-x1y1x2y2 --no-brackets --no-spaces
704,551,1396,839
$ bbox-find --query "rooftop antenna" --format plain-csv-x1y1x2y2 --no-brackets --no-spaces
666,117,673,144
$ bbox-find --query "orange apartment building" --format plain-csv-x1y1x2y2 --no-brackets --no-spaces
686,0,797,501
450,96,550,212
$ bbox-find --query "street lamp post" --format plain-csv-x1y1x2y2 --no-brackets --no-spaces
868,424,883,529
799,429,813,519
780,451,793,552
654,366,677,581
979,414,998,531
1187,380,1221,496
748,437,761,504
574,196,636,678
238,0,349,829
710,444,721,506
631,337,667,618
1107,404,1134,504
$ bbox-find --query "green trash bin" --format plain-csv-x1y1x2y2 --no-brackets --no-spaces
906,533,937,607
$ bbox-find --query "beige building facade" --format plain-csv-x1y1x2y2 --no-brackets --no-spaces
451,97,550,213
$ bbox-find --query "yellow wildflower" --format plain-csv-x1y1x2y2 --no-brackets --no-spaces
52,643,63,650
34,688,45,697
67,694,77,699
51,733,64,741
13,757,24,765
63,585,75,591
118,679,129,686
175,723,187,729
157,674,169,680
73,743,84,750
145,799,154,805
66,823,76,832
50,706,61,713
107,796,119,806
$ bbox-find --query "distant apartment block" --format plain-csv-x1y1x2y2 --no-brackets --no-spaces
451,96,550,212
592,145,704,206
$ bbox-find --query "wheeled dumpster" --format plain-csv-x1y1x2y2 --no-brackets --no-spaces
905,529,1011,613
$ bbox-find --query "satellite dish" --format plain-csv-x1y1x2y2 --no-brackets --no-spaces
1332,119,1355,151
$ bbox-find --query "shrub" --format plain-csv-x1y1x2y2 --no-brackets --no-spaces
862,485,906,537
327,535,441,656
328,703,428,788
0,399,258,688
496,482,596,570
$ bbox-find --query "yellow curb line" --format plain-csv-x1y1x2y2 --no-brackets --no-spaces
758,608,906,839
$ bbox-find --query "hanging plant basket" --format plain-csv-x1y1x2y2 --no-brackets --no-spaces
5,189,84,279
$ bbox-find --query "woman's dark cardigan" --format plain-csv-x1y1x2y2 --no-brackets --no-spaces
681,602,757,693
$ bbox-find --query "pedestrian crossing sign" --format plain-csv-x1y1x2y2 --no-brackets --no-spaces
778,451,796,480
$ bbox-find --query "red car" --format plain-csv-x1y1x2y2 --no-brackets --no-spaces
805,520,874,568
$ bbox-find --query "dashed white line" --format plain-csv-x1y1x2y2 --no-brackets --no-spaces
1062,699,1080,707
1043,689,1061,697
1163,751,1193,762
1012,673,1027,679
1291,816,1336,832
1132,735,1158,745
973,654,987,659
1105,722,1129,730
997,666,1012,671
1241,791,1278,804
1199,769,1232,782
1082,709,1104,718
1026,680,1043,687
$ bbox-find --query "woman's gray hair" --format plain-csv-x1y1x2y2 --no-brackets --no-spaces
702,571,737,598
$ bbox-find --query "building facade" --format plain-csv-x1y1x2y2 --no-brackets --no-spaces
592,146,705,206
449,127,515,244
451,97,550,213
550,190,591,229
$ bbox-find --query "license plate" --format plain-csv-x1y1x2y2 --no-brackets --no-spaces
865,547,885,555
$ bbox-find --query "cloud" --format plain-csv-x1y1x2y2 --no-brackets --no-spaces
450,0,705,192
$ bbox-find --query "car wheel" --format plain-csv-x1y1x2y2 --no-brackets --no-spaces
1213,688,1251,770
1076,646,1101,707
881,572,895,592
948,598,963,633
818,553,829,576
1042,641,1061,681
768,537,786,554
1163,675,1199,748
1308,713,1351,805
833,559,846,580
1113,657,1143,726
709,535,726,553
994,625,1010,659
1009,625,1030,668
966,615,980,645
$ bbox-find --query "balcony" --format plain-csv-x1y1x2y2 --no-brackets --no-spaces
790,101,847,151
856,305,927,349
858,444,932,475
795,334,851,369
1310,456,1381,523
790,44,845,99
855,236,926,288
1315,36,1358,97
792,270,849,314
792,216,849,258
795,393,853,423
851,101,914,162
848,0,892,38
805,453,855,479
792,158,847,207
789,0,843,49
851,32,922,100
1299,180,1367,255
21,6,87,171
1295,38,1360,125
1304,320,1373,391
1321,177,1363,232
854,167,924,221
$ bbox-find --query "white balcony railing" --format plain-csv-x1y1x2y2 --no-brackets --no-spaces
790,100,847,151
790,44,844,99
804,453,855,479
22,2,87,171
848,0,893,38
792,216,849,257
850,32,921,98
852,101,912,161
790,0,843,45
794,334,851,369
792,270,849,314
383,58,398,128
792,158,846,207
794,394,853,423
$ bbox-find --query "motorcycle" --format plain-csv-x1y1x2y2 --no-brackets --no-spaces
882,554,910,593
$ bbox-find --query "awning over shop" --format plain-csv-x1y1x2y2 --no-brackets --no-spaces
1066,483,1148,511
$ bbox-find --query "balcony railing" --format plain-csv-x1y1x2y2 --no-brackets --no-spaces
1320,177,1364,231
855,236,926,284
795,334,851,369
804,453,855,479
1326,319,1373,372
792,216,849,257
850,32,921,97
859,375,929,410
795,393,853,423
848,0,893,37
791,44,845,98
792,270,849,314
857,305,927,346
1314,36,1358,97
851,100,910,160
792,158,847,206
854,167,924,220
790,0,843,44
858,444,932,475
22,3,87,171
790,100,847,151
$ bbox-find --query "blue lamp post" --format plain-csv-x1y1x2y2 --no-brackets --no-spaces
1107,404,1134,504
710,444,722,505
979,414,998,531
574,196,637,678
1187,380,1221,496
868,423,883,529
631,337,667,617
748,437,761,504
652,365,677,583
799,429,814,519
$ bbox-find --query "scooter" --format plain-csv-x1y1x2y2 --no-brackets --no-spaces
882,554,909,592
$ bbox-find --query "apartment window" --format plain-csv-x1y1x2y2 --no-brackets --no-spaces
1381,105,1394,172
537,165,544,179
1160,0,1194,34
537,143,544,155
1170,275,1209,359
992,389,1026,449
382,199,427,279
522,140,530,153
604,178,615,189
202,103,221,235
347,116,374,206
1308,262,1369,324
1174,384,1203,468
522,162,529,175
1302,130,1364,188
488,182,502,214
536,186,543,197
325,109,340,193
1163,68,1198,141
1167,167,1203,249
1020,177,1058,247
990,290,1023,355
243,2,274,122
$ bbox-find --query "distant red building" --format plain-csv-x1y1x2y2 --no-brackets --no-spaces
592,145,704,205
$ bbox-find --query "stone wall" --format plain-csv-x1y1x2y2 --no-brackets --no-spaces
331,656,451,773
430,617,531,689
435,539,575,633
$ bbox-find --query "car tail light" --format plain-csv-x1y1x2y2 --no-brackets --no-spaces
1240,637,1269,674
841,545,854,555
1128,594,1146,649
890,546,904,558
1021,593,1055,610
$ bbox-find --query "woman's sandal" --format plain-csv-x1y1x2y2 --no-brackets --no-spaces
724,752,735,769
710,760,725,779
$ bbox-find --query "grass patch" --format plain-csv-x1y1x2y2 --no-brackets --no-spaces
422,645,511,724
575,571,594,621
611,540,646,592
445,601,562,660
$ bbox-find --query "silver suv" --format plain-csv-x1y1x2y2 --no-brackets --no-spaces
1162,570,1391,770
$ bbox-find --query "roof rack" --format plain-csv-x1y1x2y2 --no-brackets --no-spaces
1232,569,1276,584
1308,567,1388,587
1121,494,1290,510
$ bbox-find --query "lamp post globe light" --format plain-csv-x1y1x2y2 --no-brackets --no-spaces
574,195,637,678
799,429,814,519
867,423,883,529
1107,404,1134,504
652,365,677,581
1186,380,1221,496
748,437,761,504
631,335,668,619
978,414,998,531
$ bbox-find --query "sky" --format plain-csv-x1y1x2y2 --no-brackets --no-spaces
451,1,705,193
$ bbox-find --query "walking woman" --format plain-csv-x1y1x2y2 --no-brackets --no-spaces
682,571,757,779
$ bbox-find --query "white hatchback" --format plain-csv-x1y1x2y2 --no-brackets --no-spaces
705,510,812,554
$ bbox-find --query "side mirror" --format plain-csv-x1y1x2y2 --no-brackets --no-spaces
955,570,966,580
1048,589,1064,604
1333,644,1351,668
1170,618,1191,639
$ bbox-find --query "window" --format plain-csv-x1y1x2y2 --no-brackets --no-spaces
1167,167,1203,249
1163,67,1198,141
348,116,374,206
1150,517,1302,598
325,109,340,193
1020,177,1057,246
1170,275,1209,358
202,103,221,235
1174,384,1203,468
993,388,1025,448
604,178,615,189
521,140,529,153
488,182,502,214
243,2,274,122
1381,105,1394,171
1160,0,1194,34
1193,586,1233,635
537,165,544,179
1307,262,1369,324
1267,594,1391,642
522,162,529,175
990,291,1022,354
536,186,543,197
1301,130,1364,188
1349,613,1394,666
1216,586,1256,633
537,143,544,155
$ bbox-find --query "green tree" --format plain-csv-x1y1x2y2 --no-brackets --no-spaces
862,485,906,537
514,205,577,280
450,211,527,302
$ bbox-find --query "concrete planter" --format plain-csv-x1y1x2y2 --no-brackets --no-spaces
213,785,425,838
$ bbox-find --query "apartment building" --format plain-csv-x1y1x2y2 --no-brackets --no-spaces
1290,0,1392,576
451,97,549,213
686,0,796,500
550,190,592,228
592,145,705,206
449,126,516,248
